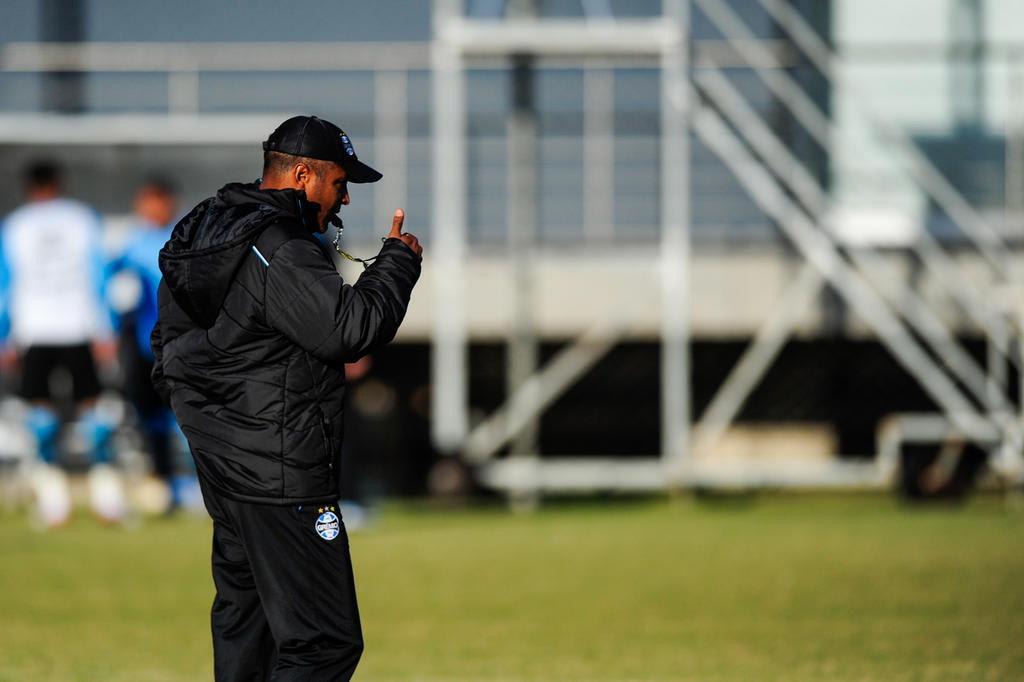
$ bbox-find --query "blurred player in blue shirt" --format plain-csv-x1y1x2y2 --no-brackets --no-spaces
111,179,175,365
108,177,194,512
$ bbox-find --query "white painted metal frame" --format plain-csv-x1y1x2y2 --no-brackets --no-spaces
431,0,692,492
660,0,691,485
432,0,471,454
433,0,1022,494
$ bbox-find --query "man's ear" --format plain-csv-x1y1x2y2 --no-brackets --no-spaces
293,163,312,188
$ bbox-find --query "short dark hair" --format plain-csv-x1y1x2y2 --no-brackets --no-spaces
24,160,62,190
137,174,179,197
262,151,332,179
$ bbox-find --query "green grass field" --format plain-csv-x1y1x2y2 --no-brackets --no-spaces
1,494,1022,681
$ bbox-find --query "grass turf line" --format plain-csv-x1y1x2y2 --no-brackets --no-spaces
0,495,1021,681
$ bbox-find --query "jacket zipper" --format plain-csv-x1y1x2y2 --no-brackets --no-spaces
319,412,334,472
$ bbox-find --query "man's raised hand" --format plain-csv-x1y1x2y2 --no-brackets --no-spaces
387,209,422,258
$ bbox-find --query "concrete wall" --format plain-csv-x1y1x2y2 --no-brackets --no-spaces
356,246,1017,342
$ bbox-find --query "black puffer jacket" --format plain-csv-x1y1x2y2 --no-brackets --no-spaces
151,182,421,505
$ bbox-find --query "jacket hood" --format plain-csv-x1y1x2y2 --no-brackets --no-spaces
159,182,319,328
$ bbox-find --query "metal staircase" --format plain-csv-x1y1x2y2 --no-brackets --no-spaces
688,0,1024,485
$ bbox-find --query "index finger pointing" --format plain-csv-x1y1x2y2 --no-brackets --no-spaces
389,209,405,237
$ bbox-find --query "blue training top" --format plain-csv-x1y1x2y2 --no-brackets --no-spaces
108,223,173,361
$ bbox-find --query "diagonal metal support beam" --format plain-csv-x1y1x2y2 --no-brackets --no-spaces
755,0,1012,278
691,104,995,438
694,65,1013,411
692,0,1016,355
693,263,824,457
463,320,625,464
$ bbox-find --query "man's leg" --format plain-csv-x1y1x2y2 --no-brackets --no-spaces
231,501,364,682
127,349,176,484
25,404,61,465
21,346,71,527
66,344,124,523
203,486,277,681
21,346,61,465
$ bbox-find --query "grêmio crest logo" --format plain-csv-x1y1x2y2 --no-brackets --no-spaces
315,511,341,541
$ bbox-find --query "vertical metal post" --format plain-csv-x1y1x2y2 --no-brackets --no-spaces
503,0,542,506
1006,53,1024,465
987,320,1009,412
1006,53,1024,240
507,52,541,458
168,63,200,116
431,0,470,454
1008,54,1024,432
583,63,615,242
660,0,690,483
1019,306,1024,427
950,0,986,128
40,0,85,113
375,69,409,228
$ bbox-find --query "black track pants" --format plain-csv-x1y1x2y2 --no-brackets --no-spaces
200,482,363,682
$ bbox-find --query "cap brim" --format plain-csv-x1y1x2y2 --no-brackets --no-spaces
344,159,383,184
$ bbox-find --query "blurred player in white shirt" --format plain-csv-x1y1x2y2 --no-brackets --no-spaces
0,161,122,527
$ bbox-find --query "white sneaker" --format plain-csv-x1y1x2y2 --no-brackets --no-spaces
131,475,173,516
88,464,126,524
29,464,72,528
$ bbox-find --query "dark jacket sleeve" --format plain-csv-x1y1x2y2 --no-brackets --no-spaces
150,281,171,406
264,236,421,366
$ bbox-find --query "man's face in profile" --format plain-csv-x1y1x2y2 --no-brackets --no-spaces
303,162,350,232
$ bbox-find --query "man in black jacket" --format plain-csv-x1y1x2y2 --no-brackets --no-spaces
151,115,422,681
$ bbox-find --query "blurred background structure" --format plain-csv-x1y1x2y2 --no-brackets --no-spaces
1,0,1023,503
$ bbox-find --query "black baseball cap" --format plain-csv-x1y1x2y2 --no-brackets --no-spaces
263,115,383,184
